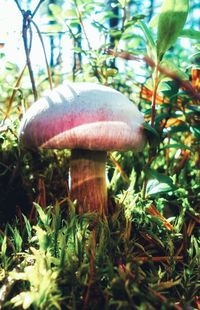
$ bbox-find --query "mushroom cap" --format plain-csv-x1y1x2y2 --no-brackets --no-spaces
19,82,145,151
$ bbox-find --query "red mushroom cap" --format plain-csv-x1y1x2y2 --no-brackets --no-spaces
19,82,145,151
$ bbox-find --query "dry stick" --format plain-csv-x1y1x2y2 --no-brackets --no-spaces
3,65,26,122
31,19,53,90
22,12,38,101
132,256,183,262
147,204,174,231
109,153,130,184
32,0,46,18
14,0,23,14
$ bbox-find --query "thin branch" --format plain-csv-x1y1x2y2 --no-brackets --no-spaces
132,256,183,262
107,49,200,102
31,19,53,90
22,13,38,101
14,0,24,14
3,64,27,122
32,0,46,18
73,0,92,50
73,0,102,82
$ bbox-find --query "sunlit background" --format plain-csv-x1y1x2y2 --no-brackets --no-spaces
0,0,200,84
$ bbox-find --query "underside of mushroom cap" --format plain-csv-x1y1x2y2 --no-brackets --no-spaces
19,82,145,151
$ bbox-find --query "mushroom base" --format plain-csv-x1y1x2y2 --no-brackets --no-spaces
70,149,107,214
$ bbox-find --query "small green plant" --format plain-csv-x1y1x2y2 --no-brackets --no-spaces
0,201,198,309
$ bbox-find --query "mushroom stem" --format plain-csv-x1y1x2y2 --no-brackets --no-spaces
70,149,107,214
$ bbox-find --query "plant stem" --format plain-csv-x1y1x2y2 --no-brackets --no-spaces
151,65,159,128
22,12,38,101
70,149,107,214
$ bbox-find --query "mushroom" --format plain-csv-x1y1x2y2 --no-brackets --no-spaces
19,82,145,214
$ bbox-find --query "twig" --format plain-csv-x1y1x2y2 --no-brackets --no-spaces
73,0,92,50
22,12,38,101
14,0,23,14
3,64,26,122
107,49,200,102
31,19,53,90
73,0,102,82
109,153,130,184
32,0,46,18
147,204,174,231
132,256,183,262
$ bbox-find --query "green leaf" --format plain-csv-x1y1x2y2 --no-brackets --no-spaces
169,123,189,133
138,20,156,53
69,20,80,28
11,292,33,309
146,169,175,196
143,122,160,138
33,203,51,228
181,29,200,40
13,228,23,252
143,122,160,147
161,143,192,151
157,0,189,60
119,0,126,8
146,179,172,195
44,24,64,33
34,226,50,251
49,4,62,17
23,215,32,241
158,81,172,92
187,105,200,113
190,125,200,139
149,14,159,29
160,59,189,81
109,30,122,40
147,169,174,185
125,14,146,30
1,235,7,257
63,8,77,18
151,279,181,291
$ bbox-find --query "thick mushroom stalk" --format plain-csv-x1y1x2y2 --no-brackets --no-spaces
70,149,107,214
